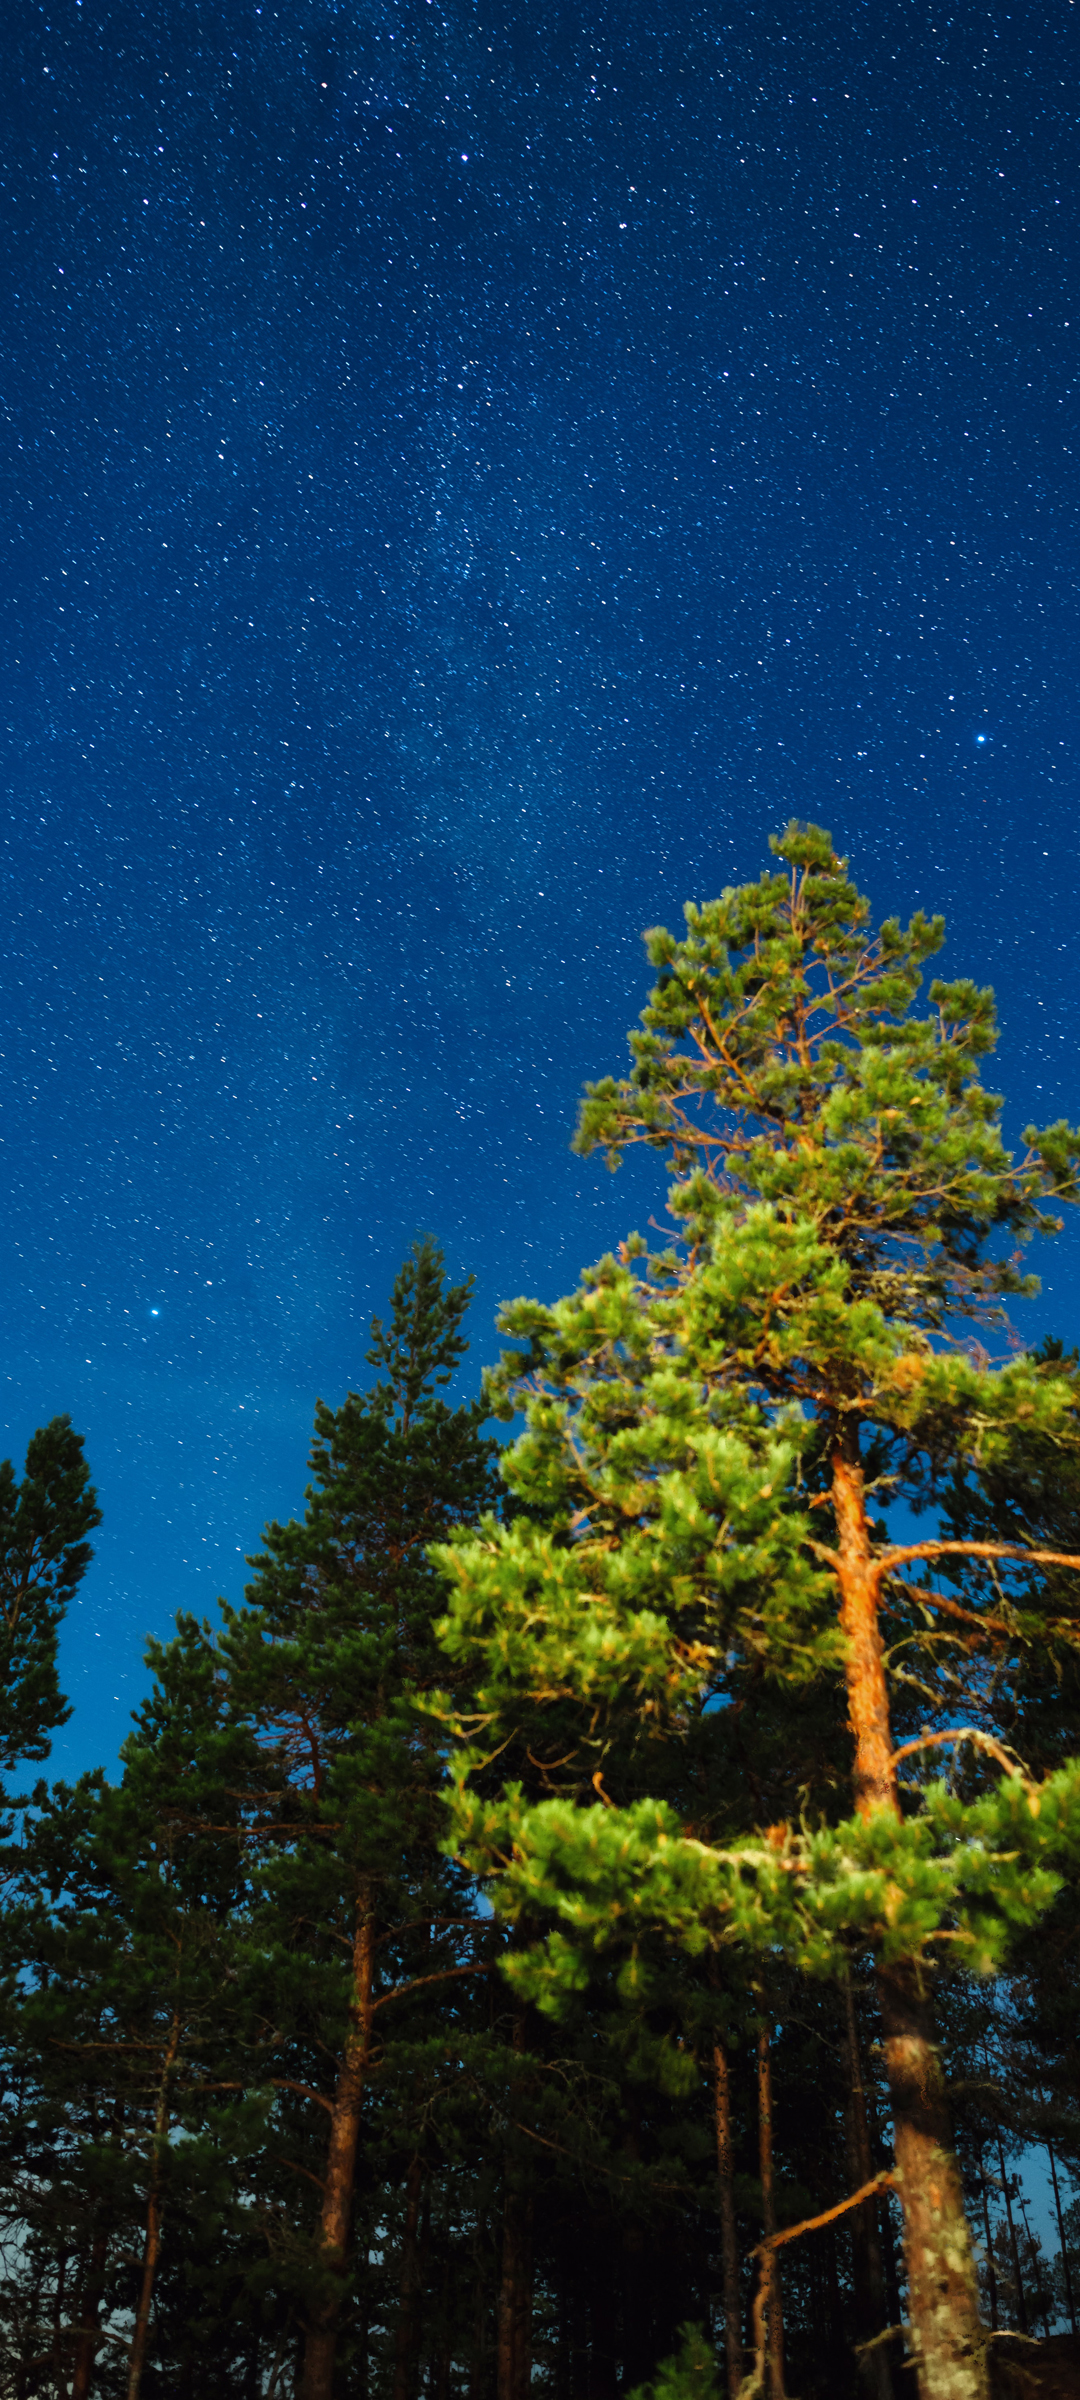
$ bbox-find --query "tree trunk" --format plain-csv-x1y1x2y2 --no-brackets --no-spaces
1047,2135,1076,2337
994,2129,1027,2335
432,2244,453,2400
621,2218,648,2399
497,2185,533,2400
756,2017,786,2400
301,1896,375,2400
976,2147,999,2332
865,2070,904,2354
265,2329,292,2400
513,2198,533,2400
468,2225,490,2400
497,2006,533,2400
831,1448,988,2400
126,2015,180,2400
714,2042,744,2398
842,1975,895,2399
392,2155,425,2400
586,2213,617,2400
126,2147,165,2400
70,2223,109,2400
1016,2189,1051,2337
569,2243,588,2400
51,2247,69,2384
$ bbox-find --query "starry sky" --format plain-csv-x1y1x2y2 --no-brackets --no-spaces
3,0,1080,1773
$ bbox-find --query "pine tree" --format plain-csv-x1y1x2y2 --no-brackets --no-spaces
0,1415,100,1785
0,1630,265,2400
209,1239,503,2400
435,824,1080,2400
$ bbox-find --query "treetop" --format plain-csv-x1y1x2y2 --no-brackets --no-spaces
573,821,1080,1330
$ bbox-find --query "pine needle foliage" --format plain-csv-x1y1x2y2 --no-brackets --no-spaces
0,1416,100,1782
433,824,1080,2400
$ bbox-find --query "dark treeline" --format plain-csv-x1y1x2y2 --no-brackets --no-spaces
4,829,1080,2400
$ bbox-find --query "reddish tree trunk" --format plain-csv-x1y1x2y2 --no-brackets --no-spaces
70,2224,109,2400
756,2018,786,2400
431,2247,452,2400
392,2155,425,2400
843,1976,896,2400
301,1899,375,2400
713,2042,744,2399
513,2197,533,2400
832,1450,988,2400
126,2015,180,2400
468,2228,490,2400
496,2185,533,2400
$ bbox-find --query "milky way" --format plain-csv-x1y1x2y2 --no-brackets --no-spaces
3,0,1079,1766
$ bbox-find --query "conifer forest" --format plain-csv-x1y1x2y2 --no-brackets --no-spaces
8,827,1080,2400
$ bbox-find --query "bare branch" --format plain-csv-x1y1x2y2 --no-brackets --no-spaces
878,1540,1080,1578
752,2171,897,2258
889,1727,1025,1779
371,1958,496,2014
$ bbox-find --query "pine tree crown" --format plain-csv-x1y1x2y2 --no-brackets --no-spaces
573,819,1080,1328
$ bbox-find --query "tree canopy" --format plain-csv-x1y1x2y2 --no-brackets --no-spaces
4,848,1080,2400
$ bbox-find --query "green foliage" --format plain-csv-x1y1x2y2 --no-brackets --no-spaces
435,824,1080,2011
0,1415,100,1777
10,845,1080,2390
0,1666,269,2397
448,1754,1080,2005
627,2321,723,2400
171,1239,502,2342
215,1232,501,1910
574,819,1080,1319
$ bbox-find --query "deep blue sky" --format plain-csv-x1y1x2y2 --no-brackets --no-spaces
3,0,1080,1774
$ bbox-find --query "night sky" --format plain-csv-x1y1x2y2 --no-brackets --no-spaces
4,0,1080,1774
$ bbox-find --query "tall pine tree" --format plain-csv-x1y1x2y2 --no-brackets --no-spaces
212,1239,502,2400
435,824,1080,2400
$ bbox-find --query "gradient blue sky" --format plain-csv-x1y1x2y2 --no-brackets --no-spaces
3,0,1080,1775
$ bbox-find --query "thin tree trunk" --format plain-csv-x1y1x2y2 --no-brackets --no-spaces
1016,2188,1050,2336
392,2155,425,2400
301,1894,376,2400
976,2147,999,2333
994,2129,1027,2335
714,2042,744,2397
126,2014,180,2400
265,2328,292,2400
556,2247,571,2400
621,2216,648,2398
865,2072,904,2366
842,1974,894,2400
831,1448,988,2400
496,2185,526,2400
585,2213,617,2400
432,2243,452,2400
756,2017,785,2400
513,2196,533,2400
825,2222,847,2382
468,2225,489,2400
71,2221,110,2400
569,2243,588,2400
497,2007,533,2400
1047,2133,1076,2337
51,2248,69,2383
